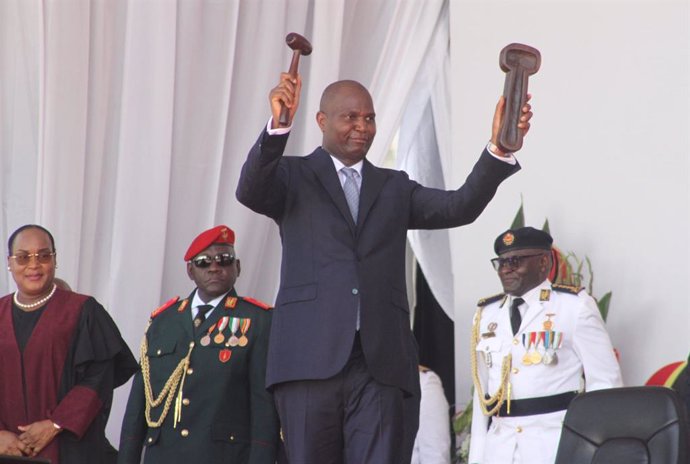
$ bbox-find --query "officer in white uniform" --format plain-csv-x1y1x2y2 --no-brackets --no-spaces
469,227,622,464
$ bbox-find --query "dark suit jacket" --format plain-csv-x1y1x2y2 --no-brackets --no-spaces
236,129,519,396
118,289,278,464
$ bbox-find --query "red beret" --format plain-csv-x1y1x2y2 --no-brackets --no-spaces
184,225,235,261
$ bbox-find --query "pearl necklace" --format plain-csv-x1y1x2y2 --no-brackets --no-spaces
14,284,57,310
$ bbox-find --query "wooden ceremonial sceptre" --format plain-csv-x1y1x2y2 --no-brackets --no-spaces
497,43,541,153
278,32,313,127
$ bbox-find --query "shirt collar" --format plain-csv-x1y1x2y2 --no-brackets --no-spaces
329,154,364,175
191,290,227,313
506,279,551,308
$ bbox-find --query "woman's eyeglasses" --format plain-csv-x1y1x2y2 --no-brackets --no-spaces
490,253,545,271
9,252,56,266
191,253,236,268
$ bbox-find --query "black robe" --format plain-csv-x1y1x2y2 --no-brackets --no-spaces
0,288,137,464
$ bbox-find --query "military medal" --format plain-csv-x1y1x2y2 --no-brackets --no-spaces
219,348,232,363
521,333,533,365
213,316,230,344
548,331,562,365
238,318,252,347
529,332,543,364
200,321,217,346
225,317,241,347
542,315,558,365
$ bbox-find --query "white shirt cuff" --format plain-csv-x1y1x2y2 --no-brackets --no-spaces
266,118,292,136
486,141,517,165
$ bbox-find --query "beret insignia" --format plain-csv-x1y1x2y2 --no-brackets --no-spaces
502,232,515,246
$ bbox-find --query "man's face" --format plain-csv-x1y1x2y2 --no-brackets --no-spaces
496,249,549,297
317,84,376,166
186,244,240,302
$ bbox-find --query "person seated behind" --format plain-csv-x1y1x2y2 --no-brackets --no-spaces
469,226,622,464
118,225,279,464
411,366,451,464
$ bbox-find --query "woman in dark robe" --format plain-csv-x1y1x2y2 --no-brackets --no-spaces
0,224,138,463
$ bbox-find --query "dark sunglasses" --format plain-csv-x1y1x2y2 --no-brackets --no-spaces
191,252,236,268
9,252,56,266
490,253,545,271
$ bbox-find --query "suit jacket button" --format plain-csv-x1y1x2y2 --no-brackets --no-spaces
516,426,523,433
147,437,153,443
512,339,519,345
351,288,359,295
181,429,189,437
156,349,162,356
512,367,519,374
186,368,194,375
182,398,190,406
229,435,235,441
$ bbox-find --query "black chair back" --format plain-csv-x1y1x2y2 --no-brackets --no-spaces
555,386,689,464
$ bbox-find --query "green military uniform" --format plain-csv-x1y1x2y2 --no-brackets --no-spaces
118,288,278,464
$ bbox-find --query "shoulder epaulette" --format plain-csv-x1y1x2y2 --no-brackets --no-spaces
552,284,583,295
241,296,272,310
150,297,179,319
477,293,505,307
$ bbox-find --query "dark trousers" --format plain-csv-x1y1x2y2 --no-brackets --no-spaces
273,334,409,464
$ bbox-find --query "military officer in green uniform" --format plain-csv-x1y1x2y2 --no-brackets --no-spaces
118,225,279,464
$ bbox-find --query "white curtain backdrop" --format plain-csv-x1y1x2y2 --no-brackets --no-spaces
1,0,448,444
398,2,455,318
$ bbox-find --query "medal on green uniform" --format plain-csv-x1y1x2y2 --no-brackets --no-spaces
213,316,230,344
225,317,241,347
238,318,252,347
200,320,219,347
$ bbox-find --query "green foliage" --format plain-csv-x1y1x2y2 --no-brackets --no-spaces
452,400,472,433
597,291,612,322
510,198,525,229
542,218,551,235
452,400,472,463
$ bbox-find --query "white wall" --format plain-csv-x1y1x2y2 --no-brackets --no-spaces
449,0,689,406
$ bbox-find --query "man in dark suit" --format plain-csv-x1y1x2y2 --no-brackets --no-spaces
118,225,279,464
236,74,532,463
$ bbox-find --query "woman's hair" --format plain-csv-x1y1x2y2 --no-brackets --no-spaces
7,224,56,256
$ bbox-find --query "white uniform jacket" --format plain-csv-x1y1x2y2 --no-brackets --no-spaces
468,280,622,464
